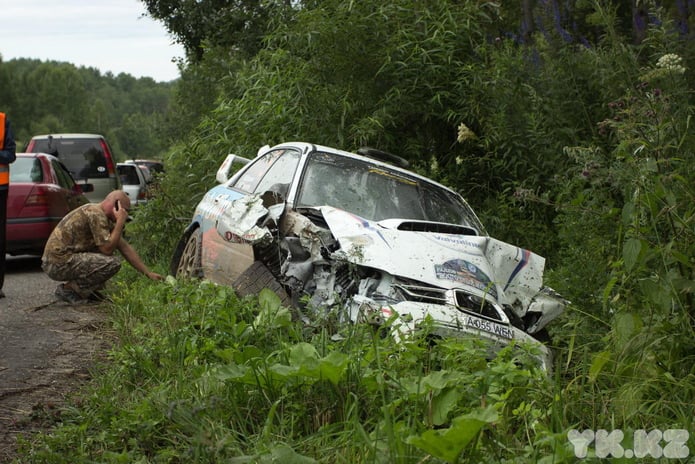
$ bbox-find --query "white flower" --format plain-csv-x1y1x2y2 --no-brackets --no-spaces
456,123,476,143
656,53,686,74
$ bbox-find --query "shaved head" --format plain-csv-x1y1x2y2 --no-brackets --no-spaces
101,190,131,219
105,190,131,208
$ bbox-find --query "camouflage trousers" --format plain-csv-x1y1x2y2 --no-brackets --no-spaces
42,253,121,297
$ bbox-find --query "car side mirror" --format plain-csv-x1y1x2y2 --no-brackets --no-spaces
216,154,252,184
77,183,95,193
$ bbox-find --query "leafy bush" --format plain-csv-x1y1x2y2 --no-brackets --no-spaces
550,12,695,434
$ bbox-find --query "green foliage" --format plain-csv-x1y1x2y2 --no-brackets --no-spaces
550,9,695,436
20,276,567,463
141,0,294,62
125,7,695,454
123,6,695,458
153,0,657,257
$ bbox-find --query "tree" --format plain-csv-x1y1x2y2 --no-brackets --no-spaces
140,0,295,61
0,58,174,156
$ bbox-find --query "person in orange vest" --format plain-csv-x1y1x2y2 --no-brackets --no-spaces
0,112,17,298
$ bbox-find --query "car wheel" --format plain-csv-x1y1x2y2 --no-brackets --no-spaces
232,261,292,306
172,228,202,278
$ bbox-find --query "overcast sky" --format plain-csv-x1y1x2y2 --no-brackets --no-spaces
0,0,185,82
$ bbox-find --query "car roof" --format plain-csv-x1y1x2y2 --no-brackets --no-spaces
268,142,457,194
16,152,59,161
30,133,105,139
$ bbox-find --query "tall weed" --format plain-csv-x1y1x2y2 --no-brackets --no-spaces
553,13,695,433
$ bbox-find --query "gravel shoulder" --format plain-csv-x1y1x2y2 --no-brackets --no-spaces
0,256,112,463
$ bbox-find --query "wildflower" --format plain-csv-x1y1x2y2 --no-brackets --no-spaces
656,53,686,74
456,123,477,143
597,119,611,136
513,187,533,200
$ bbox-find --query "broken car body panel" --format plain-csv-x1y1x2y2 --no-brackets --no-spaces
172,142,567,370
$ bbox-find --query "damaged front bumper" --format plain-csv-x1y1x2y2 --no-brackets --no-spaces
346,294,555,372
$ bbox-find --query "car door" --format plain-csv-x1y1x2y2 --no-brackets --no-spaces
201,148,301,285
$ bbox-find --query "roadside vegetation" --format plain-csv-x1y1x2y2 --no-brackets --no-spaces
21,271,568,463
7,1,695,462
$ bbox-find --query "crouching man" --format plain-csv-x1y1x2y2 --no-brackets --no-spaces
42,190,163,303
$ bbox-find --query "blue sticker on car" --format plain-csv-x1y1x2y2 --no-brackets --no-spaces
434,259,497,298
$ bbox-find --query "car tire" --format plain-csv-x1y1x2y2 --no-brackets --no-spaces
171,227,202,278
232,260,292,306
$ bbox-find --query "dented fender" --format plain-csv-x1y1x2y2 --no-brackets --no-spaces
216,195,273,244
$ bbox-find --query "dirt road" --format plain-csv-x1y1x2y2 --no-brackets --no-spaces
0,256,111,463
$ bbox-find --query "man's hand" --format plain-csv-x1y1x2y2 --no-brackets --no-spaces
147,271,164,281
114,200,129,225
99,200,129,255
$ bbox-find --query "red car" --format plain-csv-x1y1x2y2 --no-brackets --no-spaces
6,153,93,256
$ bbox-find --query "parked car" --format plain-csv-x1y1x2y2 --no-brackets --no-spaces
170,142,566,370
24,133,120,202
125,159,164,175
116,163,148,206
6,153,93,255
137,164,153,184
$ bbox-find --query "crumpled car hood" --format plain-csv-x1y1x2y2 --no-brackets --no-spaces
320,206,564,329
216,197,564,332
322,207,540,300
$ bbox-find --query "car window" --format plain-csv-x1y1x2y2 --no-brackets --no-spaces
297,152,484,230
141,161,164,173
10,158,43,183
297,153,377,219
52,159,75,189
232,149,299,195
117,165,141,185
253,150,300,197
30,138,109,179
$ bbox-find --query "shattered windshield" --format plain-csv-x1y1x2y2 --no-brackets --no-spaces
296,152,485,233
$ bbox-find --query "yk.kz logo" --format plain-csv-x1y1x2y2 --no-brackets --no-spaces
568,429,689,459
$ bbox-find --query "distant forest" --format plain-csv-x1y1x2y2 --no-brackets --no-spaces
0,57,177,161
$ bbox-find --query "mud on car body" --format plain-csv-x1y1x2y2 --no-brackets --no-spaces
171,142,566,370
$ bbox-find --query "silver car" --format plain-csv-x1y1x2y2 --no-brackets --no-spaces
25,133,121,202
117,163,148,206
171,142,566,370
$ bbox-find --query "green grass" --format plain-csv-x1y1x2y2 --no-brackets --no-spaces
16,269,587,463
15,254,695,464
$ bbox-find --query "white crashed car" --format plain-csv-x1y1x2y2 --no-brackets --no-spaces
170,142,566,370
